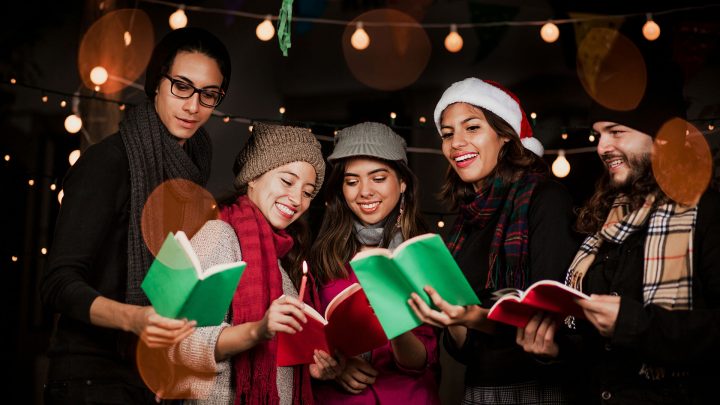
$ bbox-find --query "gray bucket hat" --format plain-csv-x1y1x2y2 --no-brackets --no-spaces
327,122,407,163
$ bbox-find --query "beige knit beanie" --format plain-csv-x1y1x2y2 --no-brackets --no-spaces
233,122,325,196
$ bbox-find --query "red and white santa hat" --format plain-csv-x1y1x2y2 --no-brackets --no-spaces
433,77,544,157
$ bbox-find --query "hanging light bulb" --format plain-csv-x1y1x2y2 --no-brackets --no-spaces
124,31,132,46
50,183,57,191
60,100,67,108
589,133,596,142
64,114,82,134
351,22,370,51
256,16,275,41
90,66,109,85
530,112,537,120
552,150,571,178
68,149,81,166
540,21,560,43
444,24,463,53
642,14,660,41
41,95,48,103
437,220,445,228
3,155,9,162
561,132,568,140
169,6,188,30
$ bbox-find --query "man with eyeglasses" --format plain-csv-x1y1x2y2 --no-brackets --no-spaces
42,27,232,404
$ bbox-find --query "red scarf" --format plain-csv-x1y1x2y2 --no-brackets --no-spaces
220,195,314,405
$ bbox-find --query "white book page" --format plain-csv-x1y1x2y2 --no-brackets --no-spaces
351,233,437,261
174,231,204,279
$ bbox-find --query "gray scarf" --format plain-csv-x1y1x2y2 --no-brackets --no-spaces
353,219,404,251
121,100,212,305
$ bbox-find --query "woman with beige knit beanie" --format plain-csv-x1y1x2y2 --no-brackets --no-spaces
157,122,332,404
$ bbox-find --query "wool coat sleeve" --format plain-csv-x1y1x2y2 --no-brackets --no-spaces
611,191,720,367
41,135,129,323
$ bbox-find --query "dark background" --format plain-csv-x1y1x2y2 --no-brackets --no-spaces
2,0,719,403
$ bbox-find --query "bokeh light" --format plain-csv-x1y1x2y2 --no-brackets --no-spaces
541,22,560,43
256,17,275,41
652,118,712,205
137,342,215,400
577,28,647,111
64,114,82,134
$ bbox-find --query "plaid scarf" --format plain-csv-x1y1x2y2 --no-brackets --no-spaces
447,172,544,290
220,196,314,405
565,194,697,380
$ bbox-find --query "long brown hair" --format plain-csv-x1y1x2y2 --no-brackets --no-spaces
438,105,548,210
576,153,668,234
310,158,426,285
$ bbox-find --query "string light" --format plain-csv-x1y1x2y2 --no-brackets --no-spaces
540,21,560,43
552,150,571,178
223,116,230,123
279,106,286,115
41,94,48,103
437,220,445,228
60,100,67,108
10,78,16,84
41,248,47,255
444,24,463,53
709,124,715,131
3,155,9,162
119,104,126,111
642,14,661,41
28,179,35,186
248,125,254,132
50,184,57,191
90,66,109,86
64,114,82,134
94,85,100,92
11,256,18,262
530,112,537,120
58,190,64,204
589,134,596,142
351,22,370,51
169,6,188,30
561,132,568,140
256,16,275,41
68,150,81,166
419,116,427,125
124,31,132,46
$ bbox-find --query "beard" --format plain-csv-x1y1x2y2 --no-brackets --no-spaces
603,152,653,192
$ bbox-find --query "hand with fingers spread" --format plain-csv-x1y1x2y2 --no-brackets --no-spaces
407,285,492,332
516,312,560,358
256,295,308,341
577,294,621,337
131,306,196,348
336,356,378,394
309,350,345,380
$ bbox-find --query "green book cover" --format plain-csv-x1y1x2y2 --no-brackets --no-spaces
141,232,246,327
350,233,480,339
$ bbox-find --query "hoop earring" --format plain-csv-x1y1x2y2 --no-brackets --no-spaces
395,192,405,229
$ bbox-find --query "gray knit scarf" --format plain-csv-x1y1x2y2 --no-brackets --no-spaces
353,219,404,251
121,100,212,305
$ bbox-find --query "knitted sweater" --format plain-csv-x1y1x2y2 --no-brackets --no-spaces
165,219,296,404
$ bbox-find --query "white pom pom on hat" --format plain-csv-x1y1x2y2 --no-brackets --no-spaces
433,77,544,157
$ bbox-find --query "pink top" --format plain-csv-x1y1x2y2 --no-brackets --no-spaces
312,268,441,405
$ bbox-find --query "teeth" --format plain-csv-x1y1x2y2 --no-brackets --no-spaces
607,159,624,168
275,203,295,216
360,202,379,209
455,153,478,162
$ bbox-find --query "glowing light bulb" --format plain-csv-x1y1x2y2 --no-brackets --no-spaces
58,190,64,204
90,66,109,85
709,124,715,131
41,95,48,103
10,78,16,84
11,256,18,262
28,179,35,186
540,22,560,43
643,15,660,41
561,132,568,140
351,22,370,51
530,112,537,120
60,100,67,108
41,248,47,255
390,112,397,119
124,31,132,46
552,150,571,178
69,149,81,166
279,106,286,114
64,114,82,134
3,155,9,162
419,116,426,124
248,125,253,132
256,17,275,41
437,220,445,228
589,134,596,142
119,104,126,111
169,7,188,30
223,116,230,123
444,24,463,53
50,184,57,191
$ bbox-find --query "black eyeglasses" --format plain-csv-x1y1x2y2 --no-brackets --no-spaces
162,74,224,108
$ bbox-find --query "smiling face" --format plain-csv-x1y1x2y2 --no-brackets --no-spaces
154,51,224,145
594,121,654,189
440,103,509,190
342,158,406,226
247,161,317,229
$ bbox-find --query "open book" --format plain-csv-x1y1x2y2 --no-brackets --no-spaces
487,280,590,328
141,232,246,327
350,233,480,339
276,283,387,367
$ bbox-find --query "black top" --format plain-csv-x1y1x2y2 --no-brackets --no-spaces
444,180,581,386
562,190,720,404
41,133,144,385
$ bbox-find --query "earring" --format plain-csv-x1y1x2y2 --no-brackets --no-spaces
395,192,405,229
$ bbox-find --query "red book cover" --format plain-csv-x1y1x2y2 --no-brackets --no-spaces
276,284,388,367
487,280,591,328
